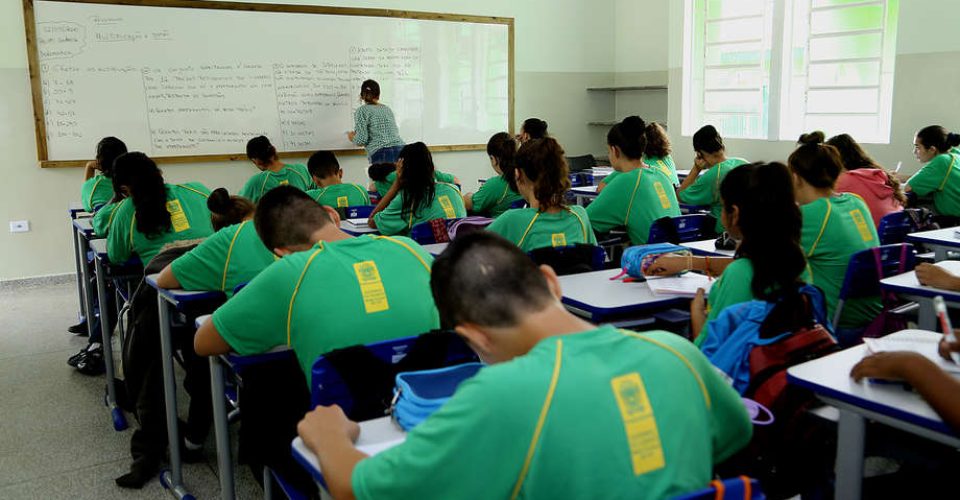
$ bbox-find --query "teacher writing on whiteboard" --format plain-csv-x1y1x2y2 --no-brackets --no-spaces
347,79,406,164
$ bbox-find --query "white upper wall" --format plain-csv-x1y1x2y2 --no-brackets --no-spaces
614,0,669,73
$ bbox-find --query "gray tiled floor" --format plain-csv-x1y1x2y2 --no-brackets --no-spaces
0,281,262,499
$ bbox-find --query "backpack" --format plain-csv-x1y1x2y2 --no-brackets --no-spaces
447,216,493,240
617,243,690,280
529,244,605,276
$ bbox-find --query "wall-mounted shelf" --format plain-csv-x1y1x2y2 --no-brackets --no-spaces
586,85,667,92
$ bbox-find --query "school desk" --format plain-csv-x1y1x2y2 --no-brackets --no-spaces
292,416,407,489
677,169,691,180
682,239,736,257
787,329,960,500
89,239,142,432
906,227,960,261
571,185,599,206
423,242,449,256
340,220,380,236
71,215,99,334
146,275,226,500
558,268,689,323
880,260,960,330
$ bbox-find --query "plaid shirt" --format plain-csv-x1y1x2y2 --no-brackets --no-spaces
353,103,405,157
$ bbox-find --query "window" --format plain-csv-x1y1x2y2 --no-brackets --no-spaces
682,0,899,143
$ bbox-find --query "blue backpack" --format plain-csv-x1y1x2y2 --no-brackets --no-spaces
618,243,690,279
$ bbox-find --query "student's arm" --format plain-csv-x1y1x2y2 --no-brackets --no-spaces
156,264,182,289
851,352,960,432
84,160,98,181
463,193,474,211
690,288,707,336
677,160,706,194
677,166,714,204
916,263,960,291
195,318,233,356
297,406,365,500
369,180,402,225
352,108,369,146
371,194,409,235
905,156,948,196
584,186,624,234
106,203,134,263
643,255,734,277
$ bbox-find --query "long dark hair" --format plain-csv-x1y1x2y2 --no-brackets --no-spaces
607,116,647,160
113,152,170,238
207,188,256,231
397,142,436,220
487,132,518,190
97,137,128,203
516,137,570,210
828,133,907,205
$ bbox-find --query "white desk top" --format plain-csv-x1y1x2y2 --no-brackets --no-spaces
423,242,448,256
571,185,599,194
340,220,379,235
906,226,960,246
677,169,692,177
788,330,959,441
682,239,736,257
880,260,960,301
292,416,407,483
73,217,95,234
558,269,686,319
89,238,107,255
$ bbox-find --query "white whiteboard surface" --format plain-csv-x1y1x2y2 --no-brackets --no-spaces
29,0,511,165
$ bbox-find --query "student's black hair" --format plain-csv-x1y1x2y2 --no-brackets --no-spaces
246,136,276,163
112,152,170,238
521,118,548,139
368,163,397,182
607,116,647,160
797,130,826,146
254,185,332,251
644,122,672,158
916,125,960,153
787,142,844,189
360,79,381,104
431,231,555,329
692,125,724,154
828,133,907,205
307,151,340,179
96,136,127,178
516,137,570,210
487,132,518,190
397,142,436,221
207,188,256,232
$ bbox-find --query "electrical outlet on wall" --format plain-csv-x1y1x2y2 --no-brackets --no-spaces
9,220,30,233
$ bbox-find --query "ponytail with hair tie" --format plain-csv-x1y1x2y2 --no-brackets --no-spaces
207,187,256,231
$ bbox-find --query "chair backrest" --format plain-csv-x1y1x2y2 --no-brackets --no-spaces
673,476,765,500
565,154,597,173
447,216,493,240
527,244,606,276
310,332,478,416
343,205,374,220
876,211,916,245
409,218,458,244
838,243,916,302
508,198,528,210
647,214,717,244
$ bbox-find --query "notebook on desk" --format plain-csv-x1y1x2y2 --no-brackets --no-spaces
346,218,369,228
865,333,960,375
645,274,712,297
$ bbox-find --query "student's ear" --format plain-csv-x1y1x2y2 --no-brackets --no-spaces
730,205,741,230
609,145,621,161
455,324,495,359
539,264,563,301
320,205,342,226
337,169,344,180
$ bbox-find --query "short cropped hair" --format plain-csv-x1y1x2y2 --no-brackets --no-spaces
254,186,331,250
308,151,340,179
431,232,555,329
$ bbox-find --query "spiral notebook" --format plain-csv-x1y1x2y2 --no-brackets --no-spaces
864,333,960,375
645,274,713,297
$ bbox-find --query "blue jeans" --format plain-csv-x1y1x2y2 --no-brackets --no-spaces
369,145,405,165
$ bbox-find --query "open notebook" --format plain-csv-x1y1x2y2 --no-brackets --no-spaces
645,273,713,297
346,218,369,228
865,332,960,375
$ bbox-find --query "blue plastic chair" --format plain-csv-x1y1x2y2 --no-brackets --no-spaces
344,205,374,219
877,211,917,245
508,198,528,209
647,214,716,244
673,476,765,500
527,244,606,276
410,218,463,244
833,243,917,329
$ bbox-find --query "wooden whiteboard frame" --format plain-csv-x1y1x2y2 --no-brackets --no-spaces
23,0,515,168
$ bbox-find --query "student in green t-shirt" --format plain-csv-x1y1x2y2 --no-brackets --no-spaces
296,232,752,500
155,188,275,296
239,136,315,203
677,125,748,233
80,136,127,212
487,137,597,251
463,132,524,217
790,141,880,343
194,186,440,383
106,153,215,265
587,116,681,244
905,125,960,217
598,121,679,193
369,142,466,236
368,164,460,199
304,151,370,211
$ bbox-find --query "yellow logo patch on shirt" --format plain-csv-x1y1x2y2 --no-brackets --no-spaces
166,200,191,233
611,373,666,476
438,195,456,218
337,196,349,208
279,180,290,186
353,261,389,314
850,209,873,241
551,233,567,247
654,182,671,209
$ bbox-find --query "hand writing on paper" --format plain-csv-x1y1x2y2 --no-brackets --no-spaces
938,335,960,362
851,351,929,382
916,263,960,291
643,255,687,277
347,131,356,142
298,405,361,453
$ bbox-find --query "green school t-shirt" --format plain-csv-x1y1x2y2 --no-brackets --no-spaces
374,171,457,198
601,156,679,190
92,200,122,237
352,327,752,500
587,167,681,244
239,163,315,202
801,194,881,328
469,174,523,217
373,182,466,236
107,183,214,264
170,220,276,296
211,235,440,383
695,259,757,348
81,175,114,212
306,183,371,210
678,158,748,232
906,152,960,217
486,206,598,252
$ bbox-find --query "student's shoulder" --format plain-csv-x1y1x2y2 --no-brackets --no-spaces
174,182,212,197
436,181,463,195
722,258,754,279
800,197,829,218
568,204,590,219
492,207,535,223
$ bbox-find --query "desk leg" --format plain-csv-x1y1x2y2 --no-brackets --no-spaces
95,258,128,432
918,298,936,331
79,233,97,338
835,409,865,500
72,225,85,322
210,356,235,500
935,246,948,262
157,295,191,499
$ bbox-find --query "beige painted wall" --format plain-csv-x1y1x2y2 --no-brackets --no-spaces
0,0,617,280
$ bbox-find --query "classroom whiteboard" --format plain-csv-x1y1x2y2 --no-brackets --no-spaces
25,0,513,167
